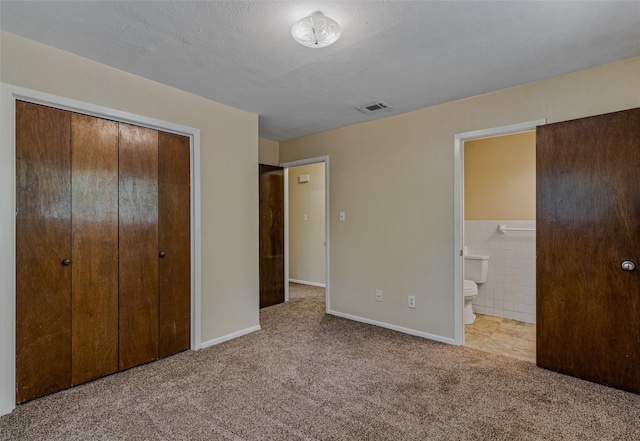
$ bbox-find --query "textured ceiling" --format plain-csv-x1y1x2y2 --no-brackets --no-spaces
2,1,640,141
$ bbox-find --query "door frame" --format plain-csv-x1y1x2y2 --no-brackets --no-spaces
280,156,330,311
0,83,202,416
453,119,545,346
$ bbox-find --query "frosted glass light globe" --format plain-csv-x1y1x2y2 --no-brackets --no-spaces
291,11,341,48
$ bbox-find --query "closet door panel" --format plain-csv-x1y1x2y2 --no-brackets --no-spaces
16,101,72,403
158,131,191,358
119,123,159,370
71,114,119,384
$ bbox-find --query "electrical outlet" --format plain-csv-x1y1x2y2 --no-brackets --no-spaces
408,295,416,308
376,290,383,302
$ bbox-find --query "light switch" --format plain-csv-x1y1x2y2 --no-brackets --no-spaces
340,211,345,221
304,213,308,221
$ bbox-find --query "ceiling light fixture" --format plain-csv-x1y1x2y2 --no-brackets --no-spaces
291,11,341,48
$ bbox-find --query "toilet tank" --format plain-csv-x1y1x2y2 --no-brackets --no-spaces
464,254,489,283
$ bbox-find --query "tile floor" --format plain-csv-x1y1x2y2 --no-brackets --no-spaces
464,313,536,363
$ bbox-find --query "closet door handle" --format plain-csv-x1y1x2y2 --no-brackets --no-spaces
622,260,635,271
62,259,71,266
159,251,166,258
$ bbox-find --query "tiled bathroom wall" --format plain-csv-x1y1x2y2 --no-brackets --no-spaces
464,220,536,323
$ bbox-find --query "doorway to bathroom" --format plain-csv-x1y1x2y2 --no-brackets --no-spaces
454,120,545,361
463,132,536,361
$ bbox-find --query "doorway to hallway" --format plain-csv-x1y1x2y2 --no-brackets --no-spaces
282,157,330,312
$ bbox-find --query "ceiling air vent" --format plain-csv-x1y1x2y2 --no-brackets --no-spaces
357,101,391,115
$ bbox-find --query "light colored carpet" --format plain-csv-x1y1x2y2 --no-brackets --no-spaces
288,282,325,300
2,287,640,440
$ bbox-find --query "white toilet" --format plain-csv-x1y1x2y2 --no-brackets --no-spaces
463,254,489,325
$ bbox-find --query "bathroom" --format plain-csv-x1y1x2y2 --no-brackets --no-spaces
463,131,536,361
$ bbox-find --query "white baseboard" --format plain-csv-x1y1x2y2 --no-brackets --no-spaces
199,325,261,350
327,309,456,345
289,279,326,288
0,401,14,417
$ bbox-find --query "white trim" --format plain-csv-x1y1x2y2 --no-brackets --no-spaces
289,279,326,288
327,309,456,345
453,119,545,346
200,325,261,349
192,131,202,352
281,156,330,313
0,83,203,416
0,84,17,417
283,168,290,302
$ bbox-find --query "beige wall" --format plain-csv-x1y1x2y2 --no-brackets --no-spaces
3,29,640,354
259,138,280,166
280,55,640,340
464,131,536,220
288,163,325,285
0,32,260,343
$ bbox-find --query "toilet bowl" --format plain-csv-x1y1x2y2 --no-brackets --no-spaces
463,254,489,325
463,279,478,325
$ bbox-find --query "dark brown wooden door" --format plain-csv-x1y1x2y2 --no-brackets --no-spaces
118,123,159,370
16,104,191,402
70,113,119,385
158,131,191,357
259,164,285,308
537,107,640,393
16,102,72,403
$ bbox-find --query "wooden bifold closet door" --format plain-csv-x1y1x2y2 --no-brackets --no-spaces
16,101,190,404
16,102,73,402
118,123,159,370
71,113,120,385
157,132,191,358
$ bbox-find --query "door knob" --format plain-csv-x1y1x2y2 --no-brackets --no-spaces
61,259,71,266
621,260,635,271
159,251,166,258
